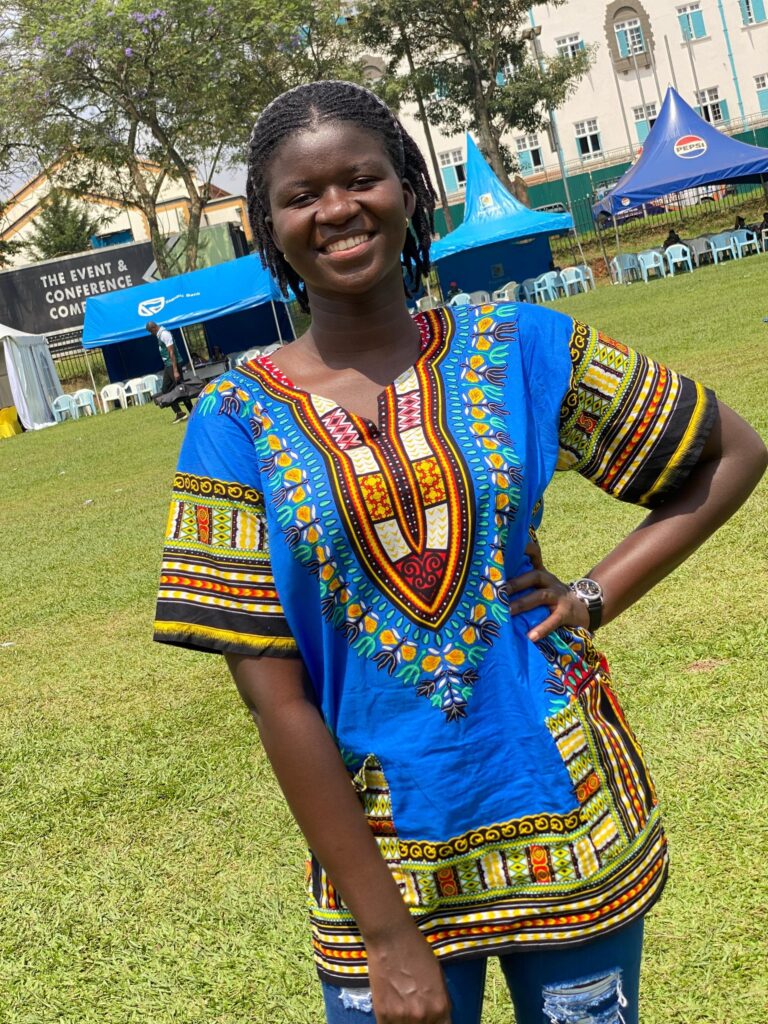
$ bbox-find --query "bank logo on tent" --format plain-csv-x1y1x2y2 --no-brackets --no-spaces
138,297,165,318
674,135,707,159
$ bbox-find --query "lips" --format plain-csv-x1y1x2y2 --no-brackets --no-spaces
320,232,374,255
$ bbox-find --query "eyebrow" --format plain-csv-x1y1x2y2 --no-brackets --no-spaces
278,161,384,193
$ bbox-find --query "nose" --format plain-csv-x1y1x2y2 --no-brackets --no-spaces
315,186,360,225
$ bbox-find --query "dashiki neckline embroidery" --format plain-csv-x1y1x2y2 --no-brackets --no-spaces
245,311,474,630
240,306,525,720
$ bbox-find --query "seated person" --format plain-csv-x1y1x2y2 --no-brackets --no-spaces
446,281,462,300
662,228,683,251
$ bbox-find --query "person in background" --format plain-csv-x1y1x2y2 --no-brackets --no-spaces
445,281,462,300
662,227,682,250
146,321,194,424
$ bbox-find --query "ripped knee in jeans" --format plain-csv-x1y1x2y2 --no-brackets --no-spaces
338,988,374,1013
542,968,628,1024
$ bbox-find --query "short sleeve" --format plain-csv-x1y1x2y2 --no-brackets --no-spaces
557,320,717,507
153,379,299,657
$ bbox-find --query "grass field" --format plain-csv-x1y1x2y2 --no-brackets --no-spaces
2,257,767,1024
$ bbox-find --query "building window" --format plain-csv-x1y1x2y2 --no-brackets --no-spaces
575,119,603,160
696,87,730,123
632,102,658,141
756,73,768,113
556,33,586,59
439,148,466,192
614,17,646,56
678,3,707,39
739,0,767,26
515,135,544,175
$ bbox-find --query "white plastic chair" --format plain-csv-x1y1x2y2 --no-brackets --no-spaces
416,296,437,312
637,251,666,283
124,377,149,405
468,290,491,304
52,394,79,423
559,267,587,295
142,374,162,397
610,254,642,285
761,228,768,253
730,229,760,258
447,292,471,306
533,271,565,303
516,278,537,302
665,244,694,276
491,280,518,301
707,232,736,265
73,389,98,416
577,264,596,290
100,383,128,412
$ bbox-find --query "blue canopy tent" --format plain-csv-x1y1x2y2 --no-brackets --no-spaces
593,87,768,218
82,253,292,382
430,135,574,295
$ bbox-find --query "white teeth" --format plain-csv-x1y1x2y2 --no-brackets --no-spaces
324,234,370,254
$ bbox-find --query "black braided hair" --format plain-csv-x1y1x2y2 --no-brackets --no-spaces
246,80,436,312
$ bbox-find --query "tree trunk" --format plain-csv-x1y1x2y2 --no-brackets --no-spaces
399,27,453,232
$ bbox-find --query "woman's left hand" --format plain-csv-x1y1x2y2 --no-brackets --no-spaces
506,539,590,642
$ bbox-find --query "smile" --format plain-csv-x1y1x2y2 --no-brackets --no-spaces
321,233,374,255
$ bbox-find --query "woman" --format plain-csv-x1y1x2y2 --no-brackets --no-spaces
154,82,766,1024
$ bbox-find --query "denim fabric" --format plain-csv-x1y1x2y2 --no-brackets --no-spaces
321,917,643,1024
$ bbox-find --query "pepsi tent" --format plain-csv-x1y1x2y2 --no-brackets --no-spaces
593,87,768,218
82,253,293,383
431,136,574,294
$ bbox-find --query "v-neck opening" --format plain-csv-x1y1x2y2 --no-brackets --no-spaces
250,308,451,433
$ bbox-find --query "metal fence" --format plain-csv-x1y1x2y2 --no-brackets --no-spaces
47,330,105,387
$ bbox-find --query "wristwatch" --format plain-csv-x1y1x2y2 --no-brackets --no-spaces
567,578,604,632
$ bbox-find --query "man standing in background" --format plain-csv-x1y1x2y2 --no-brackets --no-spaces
146,321,194,424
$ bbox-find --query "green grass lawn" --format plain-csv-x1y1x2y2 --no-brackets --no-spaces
2,257,766,1023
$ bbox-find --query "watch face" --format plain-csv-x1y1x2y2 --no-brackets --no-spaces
577,579,602,600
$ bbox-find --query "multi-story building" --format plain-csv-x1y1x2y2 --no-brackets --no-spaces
397,1,768,210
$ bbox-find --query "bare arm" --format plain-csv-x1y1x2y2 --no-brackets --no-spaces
225,653,451,1024
168,344,180,380
508,400,767,635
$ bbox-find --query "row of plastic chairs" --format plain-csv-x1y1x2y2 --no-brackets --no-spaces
613,227,767,285
50,374,164,423
416,266,595,311
52,389,99,422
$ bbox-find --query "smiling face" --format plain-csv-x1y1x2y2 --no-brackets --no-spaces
264,120,416,303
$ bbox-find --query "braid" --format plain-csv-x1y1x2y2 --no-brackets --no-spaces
246,81,437,312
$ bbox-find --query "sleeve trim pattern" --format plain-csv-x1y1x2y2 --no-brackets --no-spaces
154,471,297,656
558,322,717,508
153,619,298,657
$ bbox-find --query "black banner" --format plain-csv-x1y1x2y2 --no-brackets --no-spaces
0,241,155,335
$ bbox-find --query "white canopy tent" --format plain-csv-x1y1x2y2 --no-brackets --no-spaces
1,323,62,430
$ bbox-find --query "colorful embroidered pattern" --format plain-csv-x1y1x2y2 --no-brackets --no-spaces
154,471,297,655
240,306,524,719
307,673,666,982
558,321,716,507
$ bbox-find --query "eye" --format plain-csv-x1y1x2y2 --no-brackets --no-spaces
350,176,378,189
286,192,316,208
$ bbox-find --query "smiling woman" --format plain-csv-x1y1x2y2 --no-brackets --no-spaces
152,81,767,1024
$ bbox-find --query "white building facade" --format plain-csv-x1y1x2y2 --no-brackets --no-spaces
397,0,768,202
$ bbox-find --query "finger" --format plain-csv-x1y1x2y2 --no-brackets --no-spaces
527,611,564,642
507,589,559,615
525,537,544,571
504,570,546,595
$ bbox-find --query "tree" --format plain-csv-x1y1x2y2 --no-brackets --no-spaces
354,0,592,196
1,0,361,276
24,188,106,260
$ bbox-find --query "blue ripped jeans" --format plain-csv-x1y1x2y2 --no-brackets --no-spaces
322,918,643,1024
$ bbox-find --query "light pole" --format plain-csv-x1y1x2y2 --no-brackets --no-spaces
521,25,585,264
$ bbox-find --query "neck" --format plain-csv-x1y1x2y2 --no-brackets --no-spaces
303,268,419,365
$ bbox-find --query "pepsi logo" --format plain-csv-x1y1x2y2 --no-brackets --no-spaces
674,134,707,159
620,197,631,207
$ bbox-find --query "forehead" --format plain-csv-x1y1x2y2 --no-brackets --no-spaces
266,121,396,186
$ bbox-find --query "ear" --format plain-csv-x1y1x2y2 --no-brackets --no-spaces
402,179,417,220
265,215,283,255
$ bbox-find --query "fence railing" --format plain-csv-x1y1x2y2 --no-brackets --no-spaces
47,330,106,388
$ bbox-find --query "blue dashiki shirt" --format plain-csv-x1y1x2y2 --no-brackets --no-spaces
154,302,716,985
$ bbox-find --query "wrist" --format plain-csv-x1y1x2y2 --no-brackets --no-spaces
567,577,604,631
